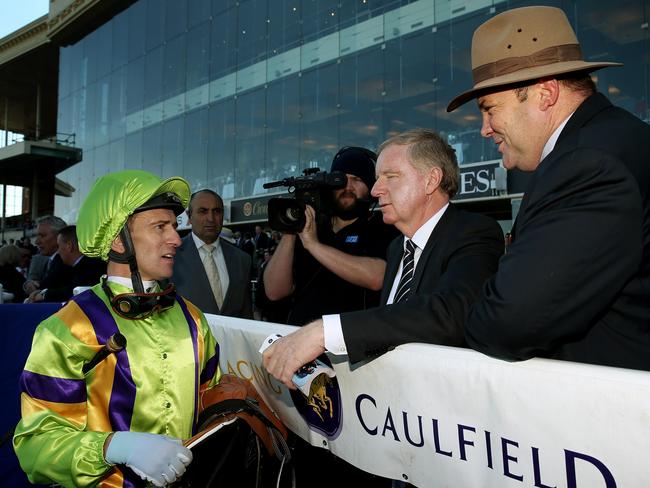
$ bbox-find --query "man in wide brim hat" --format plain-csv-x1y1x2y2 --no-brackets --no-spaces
447,6,621,112
447,6,650,372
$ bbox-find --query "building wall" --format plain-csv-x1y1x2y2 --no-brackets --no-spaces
54,0,650,224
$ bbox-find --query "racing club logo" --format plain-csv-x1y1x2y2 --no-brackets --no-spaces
290,355,342,439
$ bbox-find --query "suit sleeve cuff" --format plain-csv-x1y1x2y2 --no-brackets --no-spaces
323,314,347,355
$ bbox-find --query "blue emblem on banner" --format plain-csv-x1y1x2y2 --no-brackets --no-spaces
290,355,342,439
345,235,359,243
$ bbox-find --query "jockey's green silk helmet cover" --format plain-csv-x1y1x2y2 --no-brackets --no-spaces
77,170,190,260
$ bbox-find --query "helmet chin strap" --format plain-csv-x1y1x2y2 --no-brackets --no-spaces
108,227,146,294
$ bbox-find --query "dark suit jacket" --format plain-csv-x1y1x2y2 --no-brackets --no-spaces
43,256,106,302
173,234,253,318
465,93,650,371
340,204,504,363
0,264,26,302
253,232,270,250
39,254,72,291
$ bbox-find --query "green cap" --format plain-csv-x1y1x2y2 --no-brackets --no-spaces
77,170,190,260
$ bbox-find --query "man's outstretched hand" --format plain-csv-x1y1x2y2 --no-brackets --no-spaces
262,320,326,389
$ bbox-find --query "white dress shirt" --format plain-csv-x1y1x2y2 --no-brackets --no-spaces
191,233,230,299
323,203,450,355
107,276,159,291
540,112,574,163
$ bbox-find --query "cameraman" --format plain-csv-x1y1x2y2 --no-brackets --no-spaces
263,146,398,325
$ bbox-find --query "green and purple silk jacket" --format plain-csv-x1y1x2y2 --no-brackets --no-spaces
13,280,221,487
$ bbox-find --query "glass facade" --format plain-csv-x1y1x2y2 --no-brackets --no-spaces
55,0,650,224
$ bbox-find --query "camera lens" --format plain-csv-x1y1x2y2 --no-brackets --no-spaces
285,207,301,222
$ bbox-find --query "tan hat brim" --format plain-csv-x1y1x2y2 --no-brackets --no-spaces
446,60,622,112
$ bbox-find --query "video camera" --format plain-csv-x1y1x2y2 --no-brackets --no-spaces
263,168,347,233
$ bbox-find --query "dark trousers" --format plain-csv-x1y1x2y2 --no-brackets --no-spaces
290,434,392,487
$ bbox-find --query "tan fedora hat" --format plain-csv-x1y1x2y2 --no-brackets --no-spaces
446,6,621,112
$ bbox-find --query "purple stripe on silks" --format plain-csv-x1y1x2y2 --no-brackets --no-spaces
121,466,144,488
20,370,87,403
199,343,220,384
73,291,136,432
176,296,200,433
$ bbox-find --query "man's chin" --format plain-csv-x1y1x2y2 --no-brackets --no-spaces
200,233,220,243
334,206,361,220
379,208,395,223
336,198,355,209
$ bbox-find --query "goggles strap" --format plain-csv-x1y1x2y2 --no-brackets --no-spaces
108,226,145,294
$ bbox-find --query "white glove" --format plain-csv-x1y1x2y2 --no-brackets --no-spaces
105,431,193,487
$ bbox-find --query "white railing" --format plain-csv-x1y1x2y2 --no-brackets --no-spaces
208,314,647,488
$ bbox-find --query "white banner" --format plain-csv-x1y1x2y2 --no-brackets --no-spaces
207,315,650,488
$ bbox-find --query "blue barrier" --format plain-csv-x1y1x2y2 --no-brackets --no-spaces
0,303,64,488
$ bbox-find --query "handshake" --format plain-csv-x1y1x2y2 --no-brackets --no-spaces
105,431,192,487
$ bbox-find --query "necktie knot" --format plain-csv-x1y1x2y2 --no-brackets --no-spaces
203,244,215,255
405,239,416,255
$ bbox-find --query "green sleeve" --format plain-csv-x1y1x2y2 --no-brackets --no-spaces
13,318,114,487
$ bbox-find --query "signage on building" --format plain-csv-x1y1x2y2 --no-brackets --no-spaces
229,193,281,224
453,160,507,201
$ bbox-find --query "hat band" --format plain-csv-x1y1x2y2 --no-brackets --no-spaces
473,43,583,85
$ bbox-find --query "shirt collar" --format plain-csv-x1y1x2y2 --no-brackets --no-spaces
540,111,575,162
192,232,220,251
106,275,158,292
408,203,449,251
72,255,83,267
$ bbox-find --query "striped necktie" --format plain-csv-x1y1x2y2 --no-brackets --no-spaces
394,239,416,303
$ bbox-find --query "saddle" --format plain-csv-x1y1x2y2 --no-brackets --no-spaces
175,374,293,488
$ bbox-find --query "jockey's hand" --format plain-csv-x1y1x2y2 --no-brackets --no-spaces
105,431,192,487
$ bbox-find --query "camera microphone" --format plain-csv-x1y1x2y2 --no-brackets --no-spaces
82,333,127,374
263,176,301,190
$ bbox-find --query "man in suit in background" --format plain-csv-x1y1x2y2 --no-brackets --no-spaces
446,6,650,371
26,225,106,303
240,232,255,258
263,129,504,386
173,189,253,318
23,216,69,294
253,225,270,251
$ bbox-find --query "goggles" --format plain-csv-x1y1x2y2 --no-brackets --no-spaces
102,278,177,320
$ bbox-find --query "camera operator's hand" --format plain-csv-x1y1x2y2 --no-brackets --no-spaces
298,205,320,250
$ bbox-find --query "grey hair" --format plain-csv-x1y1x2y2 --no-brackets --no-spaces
36,216,67,233
378,128,460,198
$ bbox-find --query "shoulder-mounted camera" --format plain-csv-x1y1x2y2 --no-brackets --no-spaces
263,168,347,233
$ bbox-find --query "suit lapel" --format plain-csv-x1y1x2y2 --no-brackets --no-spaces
220,241,236,308
556,93,610,148
380,205,456,303
513,94,612,243
183,235,205,272
408,204,456,298
182,234,220,312
381,237,404,305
